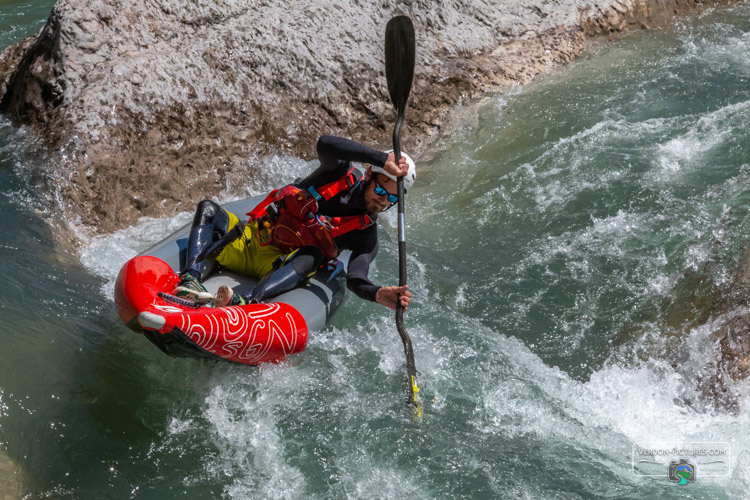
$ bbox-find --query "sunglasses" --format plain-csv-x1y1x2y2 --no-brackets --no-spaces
373,180,399,204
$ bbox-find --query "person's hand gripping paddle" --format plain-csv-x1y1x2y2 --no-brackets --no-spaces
385,15,422,419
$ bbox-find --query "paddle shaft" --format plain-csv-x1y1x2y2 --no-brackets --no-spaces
393,113,416,383
394,116,419,414
393,113,407,288
385,15,420,416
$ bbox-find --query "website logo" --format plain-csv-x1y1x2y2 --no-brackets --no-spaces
632,441,730,481
668,458,695,485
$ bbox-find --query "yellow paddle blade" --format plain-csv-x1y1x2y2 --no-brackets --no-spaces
409,375,423,419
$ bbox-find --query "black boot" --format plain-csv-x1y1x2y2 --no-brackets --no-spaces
181,200,231,277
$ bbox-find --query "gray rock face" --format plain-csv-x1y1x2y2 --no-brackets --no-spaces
0,0,730,232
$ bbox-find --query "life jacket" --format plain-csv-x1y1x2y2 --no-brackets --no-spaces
246,168,374,260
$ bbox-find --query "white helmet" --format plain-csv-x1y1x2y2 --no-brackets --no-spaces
372,150,417,192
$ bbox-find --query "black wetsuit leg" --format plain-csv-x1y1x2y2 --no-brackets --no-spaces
246,245,323,302
181,200,231,279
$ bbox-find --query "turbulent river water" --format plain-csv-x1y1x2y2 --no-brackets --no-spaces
3,1,750,498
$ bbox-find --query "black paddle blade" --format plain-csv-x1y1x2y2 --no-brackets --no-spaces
385,16,415,115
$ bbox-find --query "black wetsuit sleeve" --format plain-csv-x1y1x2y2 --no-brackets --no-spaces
343,225,380,302
297,135,389,188
317,135,388,169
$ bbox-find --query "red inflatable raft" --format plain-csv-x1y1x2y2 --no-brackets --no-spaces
114,197,348,365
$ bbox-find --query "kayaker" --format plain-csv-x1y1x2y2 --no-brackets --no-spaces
173,135,415,311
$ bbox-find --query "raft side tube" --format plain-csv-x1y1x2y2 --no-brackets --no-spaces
115,255,310,364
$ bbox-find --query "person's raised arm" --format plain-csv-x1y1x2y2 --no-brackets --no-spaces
316,135,388,169
298,135,388,189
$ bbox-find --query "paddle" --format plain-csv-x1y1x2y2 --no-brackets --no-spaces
385,15,422,419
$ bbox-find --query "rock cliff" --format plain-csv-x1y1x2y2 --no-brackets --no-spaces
0,0,735,233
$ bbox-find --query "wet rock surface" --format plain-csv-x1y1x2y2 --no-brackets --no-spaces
0,450,25,500
0,0,734,233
